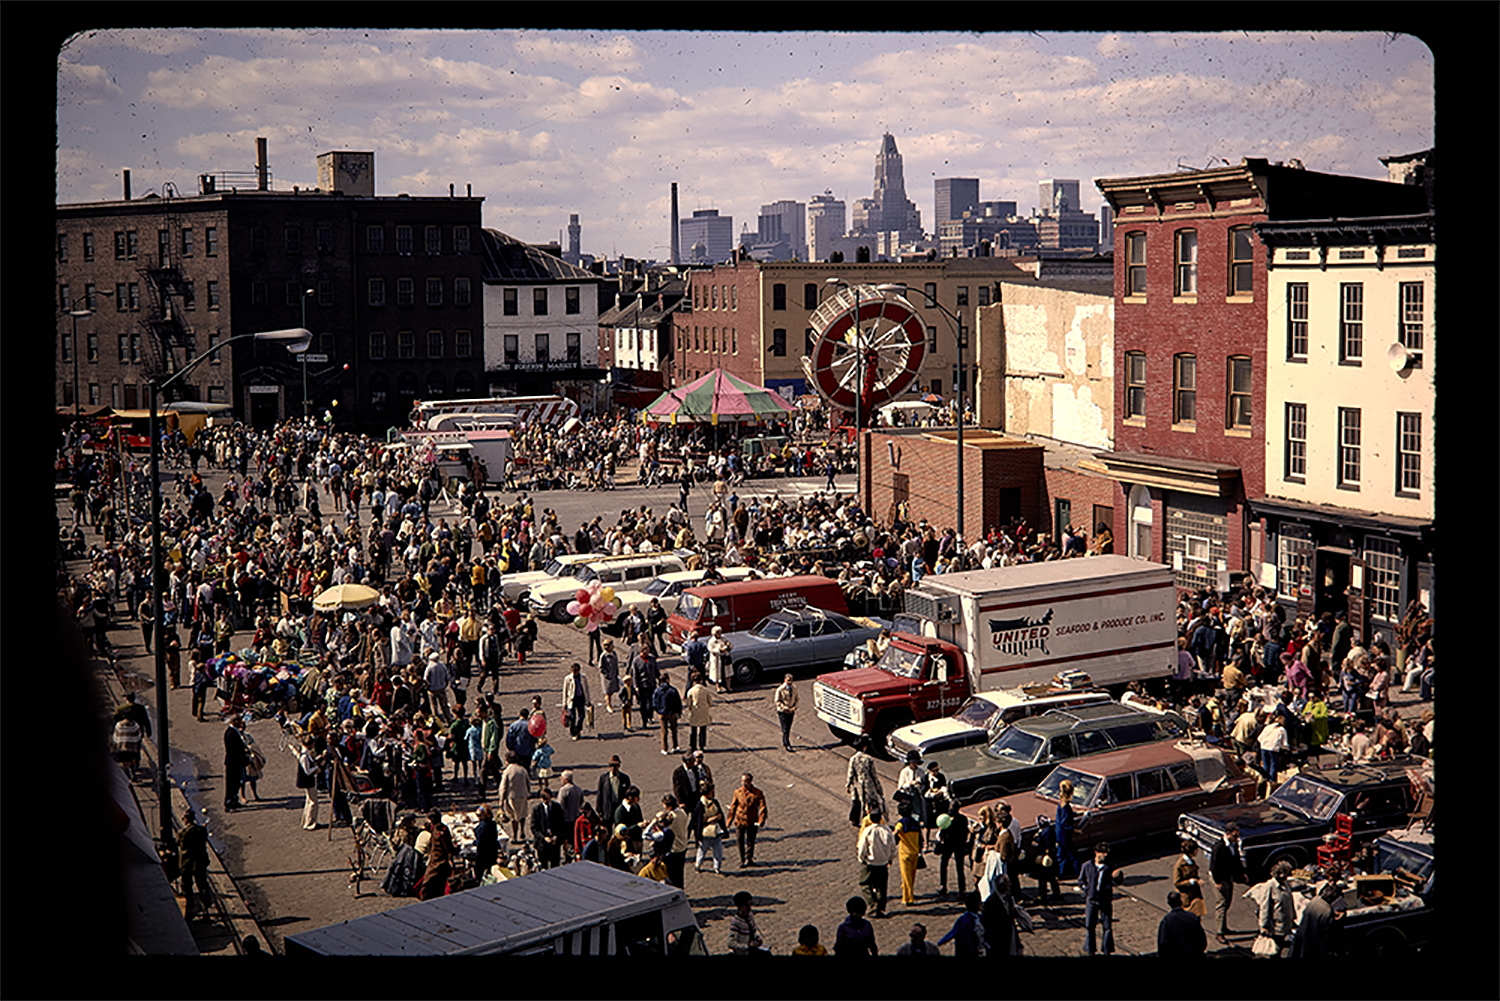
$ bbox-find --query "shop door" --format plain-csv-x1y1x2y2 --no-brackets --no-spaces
250,391,279,430
1313,547,1351,622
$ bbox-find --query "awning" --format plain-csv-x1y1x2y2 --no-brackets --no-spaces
1247,495,1434,539
1079,450,1241,498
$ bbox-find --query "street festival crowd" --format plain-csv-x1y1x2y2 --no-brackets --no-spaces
61,406,1434,956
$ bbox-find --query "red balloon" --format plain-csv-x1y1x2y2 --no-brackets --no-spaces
576,588,591,604
528,713,547,737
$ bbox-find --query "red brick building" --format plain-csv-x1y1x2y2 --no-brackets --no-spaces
864,427,1042,542
1085,159,1427,592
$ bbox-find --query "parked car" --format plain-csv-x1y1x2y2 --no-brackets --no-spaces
497,552,605,607
608,567,763,623
1331,827,1433,956
528,552,688,623
925,703,1191,806
1176,757,1422,884
962,740,1257,869
719,608,891,686
884,676,1110,761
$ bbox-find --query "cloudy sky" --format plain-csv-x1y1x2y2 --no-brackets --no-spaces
57,28,1433,260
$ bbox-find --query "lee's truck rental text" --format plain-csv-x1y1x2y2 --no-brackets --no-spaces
813,555,1178,745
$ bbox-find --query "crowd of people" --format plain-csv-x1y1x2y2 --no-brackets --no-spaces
63,402,1433,957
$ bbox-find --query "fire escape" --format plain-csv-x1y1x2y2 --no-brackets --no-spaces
139,182,198,402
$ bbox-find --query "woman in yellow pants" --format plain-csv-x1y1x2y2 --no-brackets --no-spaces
892,793,923,906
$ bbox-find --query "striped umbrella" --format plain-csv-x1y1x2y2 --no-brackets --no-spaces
642,369,794,424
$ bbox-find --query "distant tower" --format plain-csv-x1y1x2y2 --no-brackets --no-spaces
565,214,581,266
870,133,922,241
935,178,980,226
807,190,846,262
671,183,681,266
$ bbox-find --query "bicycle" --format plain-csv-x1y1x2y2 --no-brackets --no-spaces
347,815,395,894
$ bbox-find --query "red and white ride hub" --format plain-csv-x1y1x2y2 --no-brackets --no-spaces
801,285,926,426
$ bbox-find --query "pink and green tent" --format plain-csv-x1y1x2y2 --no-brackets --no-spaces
641,369,795,425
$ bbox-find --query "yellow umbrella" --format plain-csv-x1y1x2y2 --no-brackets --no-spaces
312,583,381,612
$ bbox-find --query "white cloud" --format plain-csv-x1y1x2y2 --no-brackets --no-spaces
58,60,123,104
513,32,649,72
1097,34,1135,58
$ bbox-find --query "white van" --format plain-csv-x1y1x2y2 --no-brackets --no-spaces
529,552,689,622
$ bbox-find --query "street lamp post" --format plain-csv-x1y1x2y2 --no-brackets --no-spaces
66,308,93,417
878,283,966,548
147,327,310,842
300,288,316,418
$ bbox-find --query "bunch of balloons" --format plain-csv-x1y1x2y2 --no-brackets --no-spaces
567,581,619,633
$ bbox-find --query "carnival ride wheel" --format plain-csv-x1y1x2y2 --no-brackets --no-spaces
801,285,927,424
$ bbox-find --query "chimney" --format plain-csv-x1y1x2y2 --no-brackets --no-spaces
122,169,132,201
449,183,455,198
670,183,681,266
256,137,268,190
466,183,472,197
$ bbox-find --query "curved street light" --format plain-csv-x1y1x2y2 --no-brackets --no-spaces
877,283,967,547
300,288,317,417
147,327,310,842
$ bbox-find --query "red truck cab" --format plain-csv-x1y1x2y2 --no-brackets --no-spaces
812,631,970,746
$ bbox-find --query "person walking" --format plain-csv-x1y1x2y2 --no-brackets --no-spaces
498,752,531,845
414,811,455,900
856,805,896,918
892,794,923,907
529,785,567,870
177,808,213,921
1157,890,1208,958
562,661,592,741
1257,860,1296,957
653,670,683,756
1172,839,1207,918
727,772,768,867
846,739,886,825
773,673,798,752
423,651,452,724
707,625,734,694
1210,822,1249,944
595,754,632,832
597,637,621,712
1078,842,1126,956
692,781,728,875
684,671,713,752
222,715,251,813
631,644,659,729
293,734,321,830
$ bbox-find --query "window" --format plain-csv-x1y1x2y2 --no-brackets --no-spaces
61,331,72,362
205,227,218,256
956,286,969,307
731,330,738,354
453,226,470,254
455,329,472,358
57,232,70,262
1075,730,1111,756
58,284,71,311
711,286,719,310
181,228,194,257
368,277,385,307
426,277,442,306
1172,354,1196,425
207,386,226,404
1363,536,1403,623
127,230,139,259
208,331,220,365
158,229,171,265
367,225,385,254
114,231,128,260
504,334,519,364
426,226,441,255
129,282,142,311
1184,535,1211,563
1125,351,1146,420
1284,403,1307,481
285,226,301,255
1136,769,1170,798
1338,407,1361,488
503,288,518,315
87,333,99,361
534,288,548,315
183,280,195,310
1399,282,1424,365
83,232,95,261
397,277,414,307
1277,524,1313,598
455,277,471,308
927,325,938,356
1286,283,1309,359
977,285,991,306
565,286,580,314
924,282,937,305
772,284,786,310
730,286,737,310
284,281,298,307
252,281,268,307
398,330,415,359
427,330,443,358
1396,413,1421,494
1339,283,1363,362
771,329,787,356
396,225,412,256
1225,356,1252,429
84,283,99,311
89,383,100,405
567,332,581,364
804,283,818,309
317,226,333,254
118,333,128,363
1126,232,1147,295
318,280,333,307
250,227,265,255
535,333,550,363
369,331,386,360
1228,227,1254,296
1174,229,1198,295
115,283,128,311
1105,775,1134,804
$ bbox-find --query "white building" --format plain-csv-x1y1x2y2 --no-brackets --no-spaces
1250,201,1435,639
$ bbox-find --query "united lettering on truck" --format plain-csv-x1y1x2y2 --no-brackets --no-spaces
988,609,1053,657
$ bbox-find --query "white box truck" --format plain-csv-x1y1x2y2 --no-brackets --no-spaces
812,555,1178,746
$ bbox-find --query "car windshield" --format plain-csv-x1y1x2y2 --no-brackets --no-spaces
642,578,671,597
676,593,703,619
750,619,789,641
572,567,599,585
987,727,1045,764
1267,775,1344,821
1373,840,1433,884
952,698,1001,729
1034,766,1102,808
876,646,925,679
542,559,565,576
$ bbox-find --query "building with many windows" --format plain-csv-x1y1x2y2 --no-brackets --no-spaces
1250,175,1434,646
1083,157,1427,595
679,209,735,265
478,229,607,404
56,143,484,432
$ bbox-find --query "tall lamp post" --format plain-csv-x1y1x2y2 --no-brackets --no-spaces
65,307,95,417
877,283,967,547
300,288,316,418
147,327,310,841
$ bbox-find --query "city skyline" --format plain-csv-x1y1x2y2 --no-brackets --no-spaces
58,28,1434,261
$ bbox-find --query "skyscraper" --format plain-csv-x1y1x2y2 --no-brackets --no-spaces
679,209,734,263
806,190,846,262
935,178,980,227
564,213,581,266
853,133,922,240
1037,179,1082,218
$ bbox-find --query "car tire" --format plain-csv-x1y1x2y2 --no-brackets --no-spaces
969,787,1004,807
732,659,760,686
871,712,912,759
1363,926,1408,957
1265,848,1307,875
827,723,853,744
550,601,572,624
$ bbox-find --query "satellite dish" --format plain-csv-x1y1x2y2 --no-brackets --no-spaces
1387,343,1411,372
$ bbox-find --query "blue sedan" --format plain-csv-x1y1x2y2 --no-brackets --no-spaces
719,608,890,685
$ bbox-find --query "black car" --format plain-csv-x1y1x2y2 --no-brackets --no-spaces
1176,757,1419,883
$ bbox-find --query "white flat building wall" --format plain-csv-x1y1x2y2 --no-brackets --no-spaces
483,281,600,368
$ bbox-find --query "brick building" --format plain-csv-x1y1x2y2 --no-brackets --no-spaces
55,144,485,434
864,427,1042,542
1084,158,1428,593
